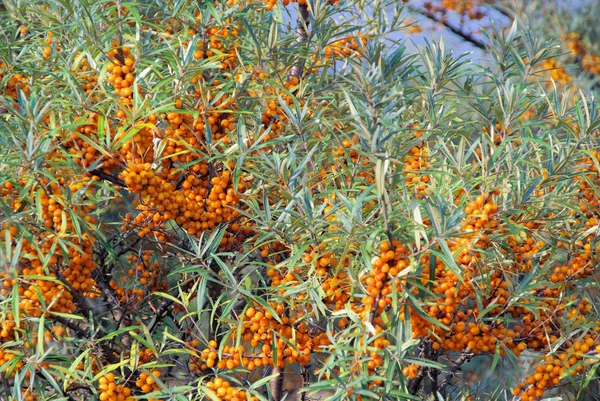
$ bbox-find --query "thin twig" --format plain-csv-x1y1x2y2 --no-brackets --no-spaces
412,7,487,50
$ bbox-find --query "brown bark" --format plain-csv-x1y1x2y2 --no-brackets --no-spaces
270,366,285,401
289,5,310,78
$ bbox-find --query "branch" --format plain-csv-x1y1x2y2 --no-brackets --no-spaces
65,385,94,395
269,366,285,401
430,363,439,395
408,339,441,396
51,315,89,338
95,267,132,348
490,4,514,21
89,169,126,187
1,377,10,398
147,279,194,333
439,352,474,398
301,366,309,401
408,366,426,395
289,5,310,78
55,271,121,364
412,7,487,50
270,306,291,401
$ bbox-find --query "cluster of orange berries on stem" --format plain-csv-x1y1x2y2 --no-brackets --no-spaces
542,58,572,87
0,63,29,101
98,373,134,401
330,134,376,185
205,377,259,401
64,113,118,172
565,32,600,77
107,46,136,103
42,31,55,59
403,139,430,196
192,24,239,71
259,76,301,140
189,296,328,377
135,370,162,398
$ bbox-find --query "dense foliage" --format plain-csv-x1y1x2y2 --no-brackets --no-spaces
1,1,600,401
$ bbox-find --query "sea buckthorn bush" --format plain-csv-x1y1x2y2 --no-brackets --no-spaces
2,1,600,401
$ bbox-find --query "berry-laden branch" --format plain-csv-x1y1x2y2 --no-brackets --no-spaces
4,2,600,401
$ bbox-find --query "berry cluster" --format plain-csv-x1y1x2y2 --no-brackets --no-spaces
566,33,600,77
135,370,162,399
205,377,259,401
98,373,134,401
